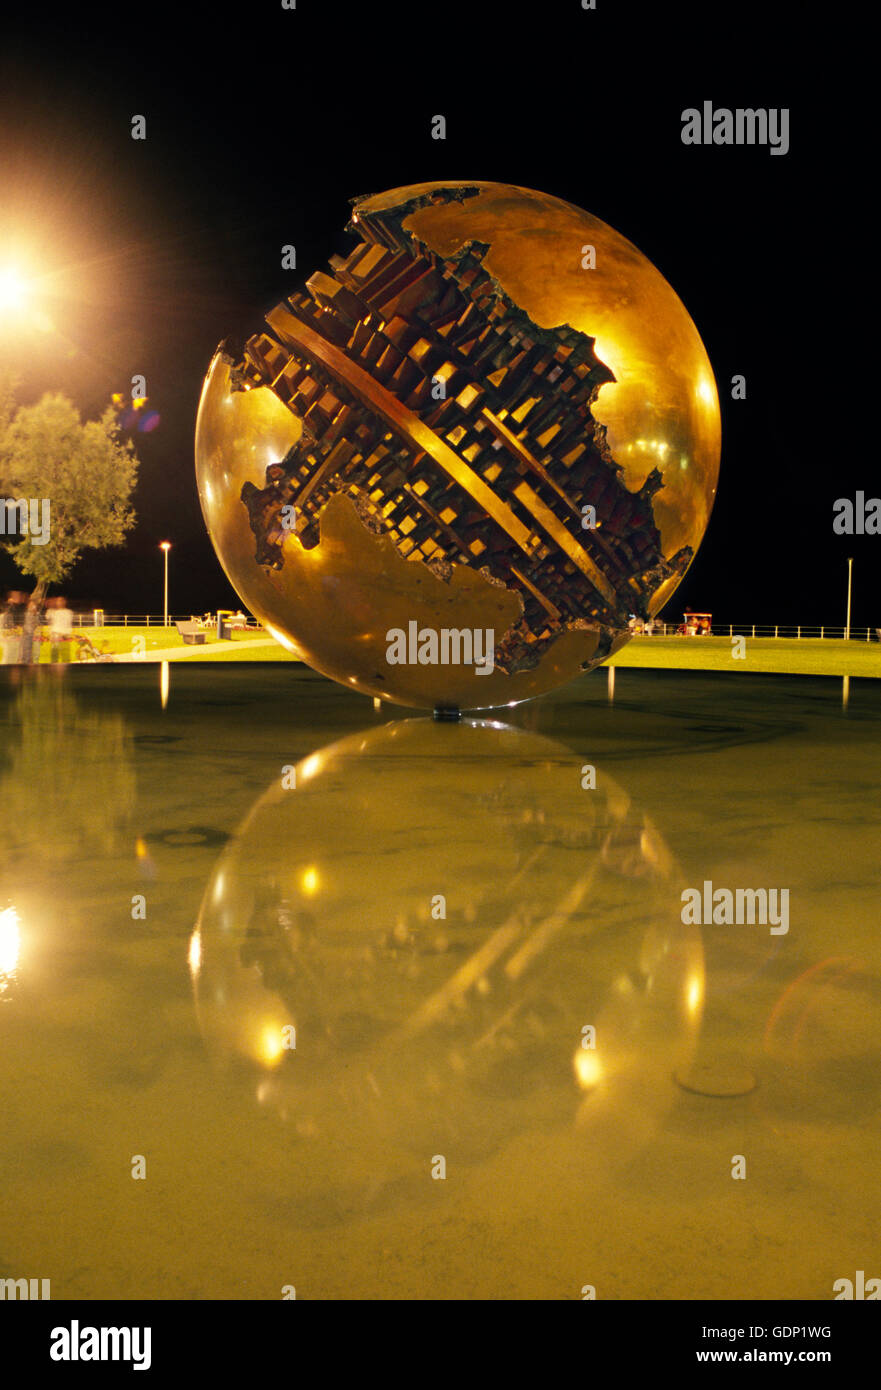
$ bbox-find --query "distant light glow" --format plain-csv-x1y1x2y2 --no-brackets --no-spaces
188,928,202,980
685,971,704,1017
299,753,322,782
299,866,320,897
0,906,21,986
259,1025,285,1067
574,1048,603,1090
0,267,29,313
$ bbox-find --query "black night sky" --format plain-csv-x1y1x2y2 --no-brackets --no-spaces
0,2,865,627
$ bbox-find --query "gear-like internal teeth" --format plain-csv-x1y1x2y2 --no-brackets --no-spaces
237,196,677,667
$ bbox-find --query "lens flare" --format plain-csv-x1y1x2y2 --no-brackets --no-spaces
0,267,29,313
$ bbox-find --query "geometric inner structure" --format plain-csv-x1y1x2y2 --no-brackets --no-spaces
227,186,693,674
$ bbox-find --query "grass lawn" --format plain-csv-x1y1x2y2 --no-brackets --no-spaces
42,628,881,677
608,635,881,677
50,625,291,661
174,641,296,661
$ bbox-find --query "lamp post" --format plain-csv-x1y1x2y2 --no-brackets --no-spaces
159,542,171,629
845,556,853,642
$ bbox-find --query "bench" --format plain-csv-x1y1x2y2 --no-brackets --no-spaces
175,621,207,645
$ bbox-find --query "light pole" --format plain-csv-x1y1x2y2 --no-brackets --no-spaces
159,542,171,629
845,556,853,642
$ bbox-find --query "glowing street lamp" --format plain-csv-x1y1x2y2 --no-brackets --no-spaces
845,557,853,642
159,542,171,629
0,267,29,315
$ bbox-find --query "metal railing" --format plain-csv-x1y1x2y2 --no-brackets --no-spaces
68,615,878,641
74,614,257,628
75,614,188,627
724,624,877,641
632,623,878,641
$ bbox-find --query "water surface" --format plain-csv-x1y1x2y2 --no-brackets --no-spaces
1,665,878,1299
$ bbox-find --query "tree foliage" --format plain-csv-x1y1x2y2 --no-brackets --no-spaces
0,369,19,439
0,391,138,594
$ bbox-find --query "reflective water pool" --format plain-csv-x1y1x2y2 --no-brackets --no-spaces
1,664,878,1299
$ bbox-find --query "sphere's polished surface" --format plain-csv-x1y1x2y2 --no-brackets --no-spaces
196,182,721,709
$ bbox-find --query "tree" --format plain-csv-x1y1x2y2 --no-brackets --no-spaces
0,370,19,438
0,392,138,613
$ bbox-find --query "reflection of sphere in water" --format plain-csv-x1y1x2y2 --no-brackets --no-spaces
192,719,703,1159
195,181,720,710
